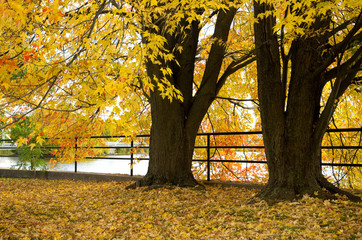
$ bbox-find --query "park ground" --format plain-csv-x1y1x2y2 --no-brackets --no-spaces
0,178,361,239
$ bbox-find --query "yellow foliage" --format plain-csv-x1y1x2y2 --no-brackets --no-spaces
0,0,360,185
15,137,28,147
0,178,361,239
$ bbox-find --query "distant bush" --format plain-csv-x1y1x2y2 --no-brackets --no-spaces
10,117,48,171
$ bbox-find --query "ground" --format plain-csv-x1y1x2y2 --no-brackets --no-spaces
0,178,361,239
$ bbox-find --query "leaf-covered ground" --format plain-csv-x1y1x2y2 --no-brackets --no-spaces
0,178,361,239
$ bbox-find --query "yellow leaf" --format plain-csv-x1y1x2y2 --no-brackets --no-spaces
150,0,157,6
36,136,45,146
16,137,27,147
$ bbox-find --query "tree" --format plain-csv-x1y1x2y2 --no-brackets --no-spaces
253,0,361,201
127,2,256,187
9,116,47,170
0,1,255,187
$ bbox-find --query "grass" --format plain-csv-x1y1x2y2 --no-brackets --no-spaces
0,178,361,239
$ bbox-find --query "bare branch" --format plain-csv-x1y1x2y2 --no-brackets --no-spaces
312,12,362,79
216,55,256,95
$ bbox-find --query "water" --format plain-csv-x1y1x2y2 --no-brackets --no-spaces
0,156,339,181
0,156,18,169
0,155,149,176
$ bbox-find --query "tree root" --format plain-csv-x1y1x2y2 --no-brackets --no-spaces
125,174,204,190
317,177,361,202
252,176,361,204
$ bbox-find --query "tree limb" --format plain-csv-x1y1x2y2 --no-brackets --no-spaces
313,53,362,146
215,55,256,95
186,7,237,134
312,11,362,80
324,46,362,84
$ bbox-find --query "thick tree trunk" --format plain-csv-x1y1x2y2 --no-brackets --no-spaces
128,91,199,188
253,1,361,202
128,8,237,189
257,135,360,202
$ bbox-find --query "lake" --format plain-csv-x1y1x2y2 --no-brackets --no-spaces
0,155,149,176
0,155,339,182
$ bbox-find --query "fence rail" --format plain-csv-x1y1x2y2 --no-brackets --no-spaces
1,128,361,181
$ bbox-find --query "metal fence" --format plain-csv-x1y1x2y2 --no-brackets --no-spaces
1,128,361,181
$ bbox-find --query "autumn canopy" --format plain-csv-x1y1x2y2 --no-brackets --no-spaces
0,0,361,201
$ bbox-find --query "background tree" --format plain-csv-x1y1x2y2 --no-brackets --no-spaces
253,0,361,201
9,116,47,170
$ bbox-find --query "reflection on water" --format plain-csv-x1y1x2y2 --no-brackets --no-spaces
0,156,339,181
0,156,18,169
0,155,148,176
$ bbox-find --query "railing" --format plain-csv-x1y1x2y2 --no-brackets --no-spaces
1,128,361,181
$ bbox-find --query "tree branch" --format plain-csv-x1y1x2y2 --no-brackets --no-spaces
216,96,259,109
215,55,256,95
312,11,362,79
335,56,362,100
324,17,358,39
313,53,362,146
186,7,237,134
324,46,362,84
197,7,237,96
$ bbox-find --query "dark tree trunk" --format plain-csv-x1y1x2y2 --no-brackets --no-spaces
128,7,242,188
258,129,360,201
130,90,199,187
253,1,361,202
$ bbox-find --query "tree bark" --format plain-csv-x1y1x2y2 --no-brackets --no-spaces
128,8,239,188
258,134,360,201
129,90,199,187
253,1,361,202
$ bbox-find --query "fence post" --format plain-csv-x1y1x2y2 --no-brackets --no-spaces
130,140,134,176
207,134,210,181
74,137,78,173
